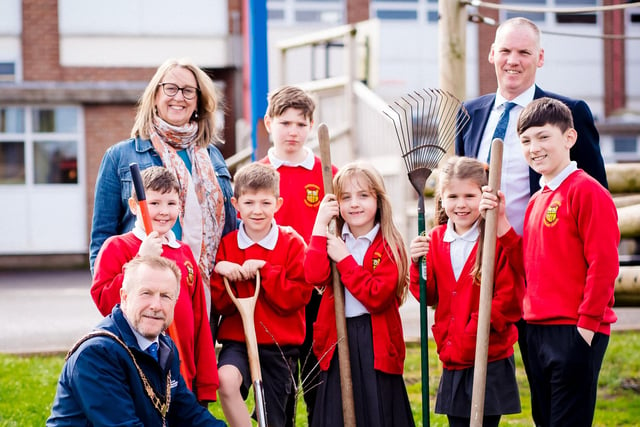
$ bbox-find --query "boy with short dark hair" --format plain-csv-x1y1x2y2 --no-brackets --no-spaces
259,85,337,424
481,97,619,426
91,166,219,404
211,162,311,427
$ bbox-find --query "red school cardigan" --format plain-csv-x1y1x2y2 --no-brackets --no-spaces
304,232,407,375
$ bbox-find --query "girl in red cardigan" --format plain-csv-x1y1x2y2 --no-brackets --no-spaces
304,161,415,427
409,156,524,427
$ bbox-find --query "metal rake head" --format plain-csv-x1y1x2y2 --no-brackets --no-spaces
384,88,470,175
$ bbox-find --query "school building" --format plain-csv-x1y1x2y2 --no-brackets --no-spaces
1,0,638,267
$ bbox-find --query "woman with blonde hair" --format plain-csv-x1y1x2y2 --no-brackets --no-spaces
89,59,237,404
91,58,236,288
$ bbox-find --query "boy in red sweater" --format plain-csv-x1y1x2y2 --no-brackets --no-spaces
259,85,337,425
211,162,311,427
91,166,219,404
481,97,619,426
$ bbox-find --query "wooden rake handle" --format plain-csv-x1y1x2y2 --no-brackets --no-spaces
318,123,357,427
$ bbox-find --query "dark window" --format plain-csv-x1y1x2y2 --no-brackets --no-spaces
268,9,285,20
0,142,25,184
613,136,638,153
33,140,78,184
376,10,418,20
555,0,597,24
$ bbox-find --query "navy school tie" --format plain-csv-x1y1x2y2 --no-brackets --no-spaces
146,342,159,361
488,101,517,162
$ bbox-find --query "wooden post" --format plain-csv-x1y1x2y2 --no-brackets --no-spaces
439,0,468,117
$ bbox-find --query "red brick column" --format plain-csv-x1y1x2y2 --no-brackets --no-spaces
477,1,500,95
22,0,62,81
346,0,370,24
603,0,626,117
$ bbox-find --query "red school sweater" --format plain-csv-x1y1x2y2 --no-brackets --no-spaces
210,227,311,346
259,155,337,243
409,224,524,370
91,232,219,401
304,232,407,375
521,170,619,334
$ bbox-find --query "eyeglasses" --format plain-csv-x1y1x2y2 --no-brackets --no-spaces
158,83,199,100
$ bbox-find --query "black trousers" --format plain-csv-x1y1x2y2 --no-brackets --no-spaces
516,318,541,425
447,414,500,427
526,324,609,427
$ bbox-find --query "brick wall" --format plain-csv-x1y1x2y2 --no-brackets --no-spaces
84,105,138,226
19,0,240,253
347,0,370,23
477,3,500,95
603,0,626,117
22,0,62,81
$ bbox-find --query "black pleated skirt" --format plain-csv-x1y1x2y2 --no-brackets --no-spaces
435,355,521,417
311,314,416,427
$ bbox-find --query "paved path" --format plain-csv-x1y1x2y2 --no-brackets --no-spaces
1,269,639,354
0,270,102,354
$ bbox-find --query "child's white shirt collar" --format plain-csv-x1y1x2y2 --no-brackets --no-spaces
237,219,279,250
132,221,181,249
267,146,315,170
539,161,578,190
341,222,380,245
443,218,480,243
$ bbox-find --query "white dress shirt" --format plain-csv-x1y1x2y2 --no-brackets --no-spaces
443,219,480,281
478,85,536,235
341,222,380,318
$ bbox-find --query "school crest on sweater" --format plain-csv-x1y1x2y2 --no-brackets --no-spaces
544,200,561,227
304,184,320,207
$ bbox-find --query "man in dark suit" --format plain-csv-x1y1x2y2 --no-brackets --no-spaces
47,256,226,427
456,17,608,427
456,17,607,234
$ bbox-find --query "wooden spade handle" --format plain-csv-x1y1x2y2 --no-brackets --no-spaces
470,138,504,426
223,271,262,383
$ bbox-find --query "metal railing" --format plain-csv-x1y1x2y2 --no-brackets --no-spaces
275,20,413,240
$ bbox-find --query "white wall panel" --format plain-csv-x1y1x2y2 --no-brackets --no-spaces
59,36,230,68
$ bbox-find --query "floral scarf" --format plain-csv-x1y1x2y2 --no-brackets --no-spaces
150,116,225,297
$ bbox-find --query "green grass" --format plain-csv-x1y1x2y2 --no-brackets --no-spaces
0,354,65,426
2,331,639,426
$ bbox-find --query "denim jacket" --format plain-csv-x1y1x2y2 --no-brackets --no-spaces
89,137,237,272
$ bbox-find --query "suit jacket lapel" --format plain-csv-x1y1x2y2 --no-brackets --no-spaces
469,96,495,157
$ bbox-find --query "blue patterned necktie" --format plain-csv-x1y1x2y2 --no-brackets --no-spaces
146,342,159,362
488,101,517,162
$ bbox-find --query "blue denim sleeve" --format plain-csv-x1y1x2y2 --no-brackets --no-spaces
89,146,129,273
208,144,238,237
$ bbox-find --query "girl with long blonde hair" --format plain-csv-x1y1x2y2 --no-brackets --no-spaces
304,161,415,427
